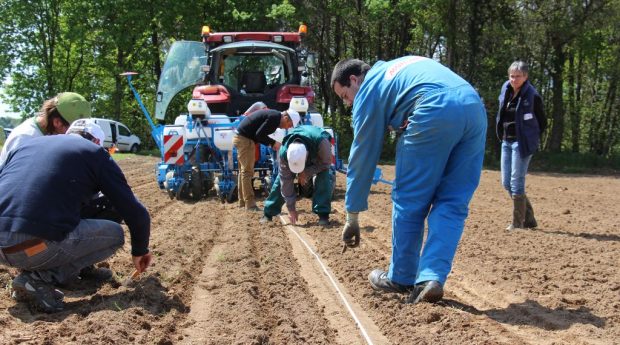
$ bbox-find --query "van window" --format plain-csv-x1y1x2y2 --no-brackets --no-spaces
118,125,131,136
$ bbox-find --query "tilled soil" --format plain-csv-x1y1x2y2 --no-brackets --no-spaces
0,155,618,344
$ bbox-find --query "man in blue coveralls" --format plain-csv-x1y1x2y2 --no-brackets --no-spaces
331,57,486,304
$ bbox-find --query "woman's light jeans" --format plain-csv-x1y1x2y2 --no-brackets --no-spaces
501,140,533,196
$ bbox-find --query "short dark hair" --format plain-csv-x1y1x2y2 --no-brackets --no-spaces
330,58,371,88
508,61,529,76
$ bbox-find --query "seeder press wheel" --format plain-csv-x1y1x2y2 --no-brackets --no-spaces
190,170,203,201
217,185,238,204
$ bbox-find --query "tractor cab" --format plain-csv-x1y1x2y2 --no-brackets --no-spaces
155,25,316,121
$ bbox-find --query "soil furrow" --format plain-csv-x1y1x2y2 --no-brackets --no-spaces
178,206,337,344
0,156,616,344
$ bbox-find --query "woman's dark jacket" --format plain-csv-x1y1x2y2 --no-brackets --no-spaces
496,80,547,157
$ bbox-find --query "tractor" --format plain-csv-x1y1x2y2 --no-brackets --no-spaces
124,24,345,202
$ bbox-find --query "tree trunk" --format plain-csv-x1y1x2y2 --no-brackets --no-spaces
446,0,458,69
151,23,161,86
602,78,618,155
547,42,566,152
113,49,125,122
466,0,484,82
568,51,578,152
574,48,583,153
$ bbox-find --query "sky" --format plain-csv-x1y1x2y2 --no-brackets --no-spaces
0,99,20,119
0,81,20,119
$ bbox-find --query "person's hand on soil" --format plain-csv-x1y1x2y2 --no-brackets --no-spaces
342,212,360,253
288,206,298,225
133,252,153,273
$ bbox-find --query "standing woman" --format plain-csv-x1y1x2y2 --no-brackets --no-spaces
496,61,547,230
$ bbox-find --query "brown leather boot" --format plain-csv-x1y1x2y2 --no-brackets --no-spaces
506,194,526,231
524,195,538,228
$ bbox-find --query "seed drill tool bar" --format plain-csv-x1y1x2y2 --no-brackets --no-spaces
121,72,164,155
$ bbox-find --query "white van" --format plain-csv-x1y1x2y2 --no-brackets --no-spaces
72,118,141,153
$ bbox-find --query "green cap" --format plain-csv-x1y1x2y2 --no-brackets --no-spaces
56,92,91,124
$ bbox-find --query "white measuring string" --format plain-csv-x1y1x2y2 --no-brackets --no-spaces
279,216,375,345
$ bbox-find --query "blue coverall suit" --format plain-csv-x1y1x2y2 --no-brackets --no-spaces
346,56,487,286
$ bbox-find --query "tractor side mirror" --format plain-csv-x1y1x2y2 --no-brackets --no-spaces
306,53,317,69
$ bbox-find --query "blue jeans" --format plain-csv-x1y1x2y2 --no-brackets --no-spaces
0,219,124,284
387,85,487,286
501,140,532,196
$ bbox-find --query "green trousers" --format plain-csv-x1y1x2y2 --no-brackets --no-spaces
263,170,332,217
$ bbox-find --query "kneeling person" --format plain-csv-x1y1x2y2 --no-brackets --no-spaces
261,125,333,225
0,135,152,313
66,121,123,223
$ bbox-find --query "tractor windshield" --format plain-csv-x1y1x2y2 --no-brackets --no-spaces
210,41,296,94
156,41,206,120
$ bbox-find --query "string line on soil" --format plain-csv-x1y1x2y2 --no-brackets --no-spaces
279,216,375,345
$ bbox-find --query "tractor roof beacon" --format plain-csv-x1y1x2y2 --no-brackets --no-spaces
155,24,317,121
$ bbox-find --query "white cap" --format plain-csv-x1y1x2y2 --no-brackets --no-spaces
67,121,106,147
286,109,301,127
287,142,307,173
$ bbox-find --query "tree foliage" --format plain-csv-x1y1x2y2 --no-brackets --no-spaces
0,0,618,156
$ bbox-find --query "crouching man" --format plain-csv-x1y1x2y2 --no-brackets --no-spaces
261,125,333,226
0,134,152,313
66,121,123,223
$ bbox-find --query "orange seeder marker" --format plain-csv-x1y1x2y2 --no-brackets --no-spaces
122,270,141,286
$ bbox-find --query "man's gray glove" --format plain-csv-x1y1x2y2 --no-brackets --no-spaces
341,212,360,253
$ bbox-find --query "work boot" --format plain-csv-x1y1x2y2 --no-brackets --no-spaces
368,269,414,293
318,214,329,226
506,194,527,231
407,280,444,304
11,271,64,313
79,265,113,282
259,215,273,223
246,205,262,212
524,195,538,228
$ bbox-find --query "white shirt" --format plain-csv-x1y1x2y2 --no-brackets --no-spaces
0,117,44,168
